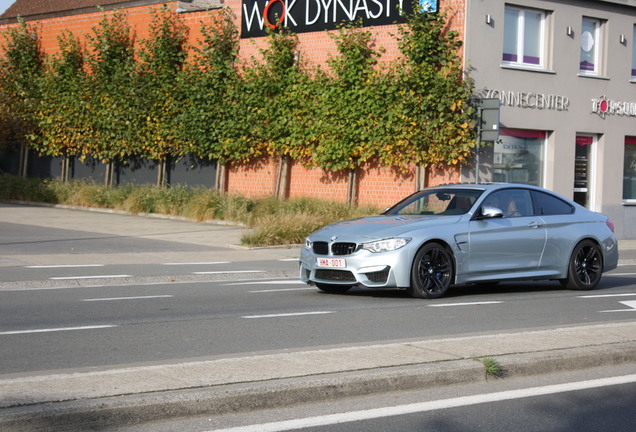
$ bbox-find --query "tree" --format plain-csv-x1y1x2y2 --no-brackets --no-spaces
34,30,93,180
85,11,138,185
311,24,385,205
389,5,476,184
178,8,248,191
248,28,316,198
0,18,45,176
137,6,189,186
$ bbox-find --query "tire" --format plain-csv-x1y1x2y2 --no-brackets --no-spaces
561,240,603,290
315,283,352,294
408,243,454,299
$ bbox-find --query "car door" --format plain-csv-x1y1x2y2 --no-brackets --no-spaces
467,189,547,278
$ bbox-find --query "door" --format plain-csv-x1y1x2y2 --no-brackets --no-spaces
468,189,547,278
573,134,596,208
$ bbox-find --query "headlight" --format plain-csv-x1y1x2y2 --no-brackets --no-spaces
362,237,411,253
304,238,313,250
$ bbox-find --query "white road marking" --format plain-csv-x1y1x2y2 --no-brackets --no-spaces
82,295,174,302
49,275,132,280
193,271,266,275
25,264,105,268
162,262,229,265
242,311,333,319
249,288,316,293
428,301,503,307
225,280,302,286
0,325,117,336
579,293,636,298
600,300,636,313
209,374,636,432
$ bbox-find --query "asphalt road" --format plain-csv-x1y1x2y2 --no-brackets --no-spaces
1,254,636,374
1,204,636,431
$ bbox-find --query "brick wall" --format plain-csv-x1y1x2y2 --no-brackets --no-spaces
1,0,467,206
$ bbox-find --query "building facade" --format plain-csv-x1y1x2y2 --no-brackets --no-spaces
461,0,636,239
1,0,635,237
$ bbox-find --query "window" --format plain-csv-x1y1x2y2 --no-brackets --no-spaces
624,137,636,201
531,191,573,215
493,129,546,187
580,17,601,75
503,6,545,68
482,189,533,218
632,26,636,79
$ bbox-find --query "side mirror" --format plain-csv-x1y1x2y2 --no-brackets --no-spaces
476,206,504,220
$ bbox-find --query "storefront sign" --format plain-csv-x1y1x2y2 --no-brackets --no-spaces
241,0,438,38
592,95,636,119
480,89,569,111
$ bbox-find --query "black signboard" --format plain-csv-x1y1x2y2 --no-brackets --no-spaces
241,0,438,38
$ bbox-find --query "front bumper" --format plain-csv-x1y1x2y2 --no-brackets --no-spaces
299,246,415,288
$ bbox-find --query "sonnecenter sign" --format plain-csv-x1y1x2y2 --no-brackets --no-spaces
241,0,438,38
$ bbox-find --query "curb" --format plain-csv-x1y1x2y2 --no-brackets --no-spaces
1,342,635,431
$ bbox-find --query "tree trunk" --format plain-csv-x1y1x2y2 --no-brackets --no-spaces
18,143,29,178
347,167,358,207
104,161,114,187
156,159,168,187
215,160,227,194
275,155,290,200
415,164,427,191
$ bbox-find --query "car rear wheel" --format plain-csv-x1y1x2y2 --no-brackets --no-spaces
315,283,352,294
561,239,603,290
408,243,453,299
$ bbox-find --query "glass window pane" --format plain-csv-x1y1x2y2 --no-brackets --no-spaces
580,18,597,73
531,191,573,215
523,11,542,65
493,132,545,187
503,8,519,62
624,140,636,200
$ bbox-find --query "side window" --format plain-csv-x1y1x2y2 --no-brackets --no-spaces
503,6,546,69
580,17,602,75
531,191,574,215
482,189,533,218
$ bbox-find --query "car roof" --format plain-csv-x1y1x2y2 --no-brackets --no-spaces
424,183,543,192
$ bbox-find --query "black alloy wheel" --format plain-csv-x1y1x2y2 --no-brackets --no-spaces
561,239,603,290
408,242,454,299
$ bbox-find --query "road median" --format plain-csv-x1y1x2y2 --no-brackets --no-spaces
1,321,635,431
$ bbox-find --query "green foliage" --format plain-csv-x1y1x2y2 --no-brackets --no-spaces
480,357,505,379
1,6,476,185
389,5,477,169
137,6,190,163
84,11,139,164
0,18,45,152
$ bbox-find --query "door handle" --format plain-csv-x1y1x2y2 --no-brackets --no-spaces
527,221,542,229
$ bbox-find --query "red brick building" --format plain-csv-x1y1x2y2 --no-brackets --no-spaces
0,0,463,207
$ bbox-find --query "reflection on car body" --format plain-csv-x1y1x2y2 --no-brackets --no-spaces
299,184,619,298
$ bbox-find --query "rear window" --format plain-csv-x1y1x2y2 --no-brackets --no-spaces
531,191,574,215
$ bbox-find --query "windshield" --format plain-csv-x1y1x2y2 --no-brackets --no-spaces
384,189,484,216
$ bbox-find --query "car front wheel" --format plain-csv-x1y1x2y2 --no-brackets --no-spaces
408,243,453,299
561,239,603,290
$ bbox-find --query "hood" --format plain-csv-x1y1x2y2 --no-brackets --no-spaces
309,214,463,241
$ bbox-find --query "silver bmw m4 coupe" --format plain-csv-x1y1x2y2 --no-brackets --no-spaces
299,184,618,298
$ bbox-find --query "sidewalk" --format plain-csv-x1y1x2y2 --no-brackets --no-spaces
1,203,636,430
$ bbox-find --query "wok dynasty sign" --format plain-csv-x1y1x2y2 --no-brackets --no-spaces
241,0,438,38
